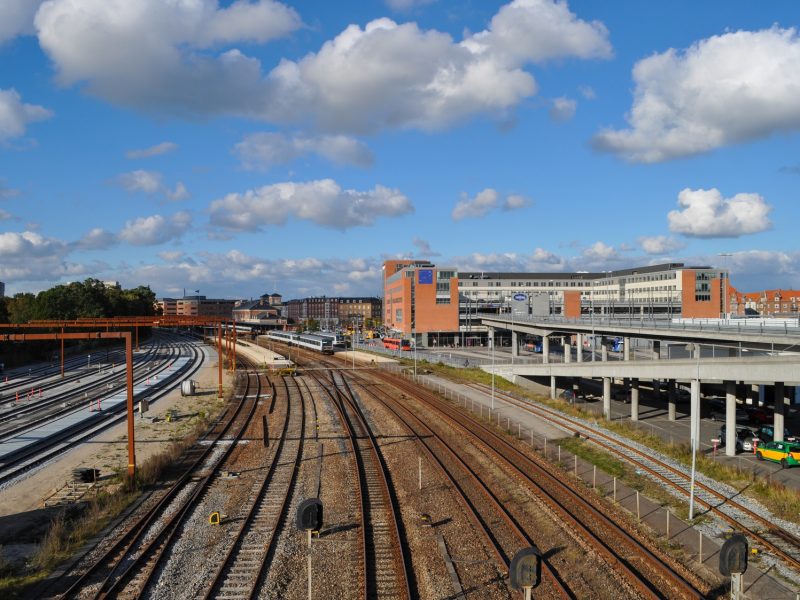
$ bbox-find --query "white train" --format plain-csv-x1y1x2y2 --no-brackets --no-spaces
317,331,346,347
266,331,334,354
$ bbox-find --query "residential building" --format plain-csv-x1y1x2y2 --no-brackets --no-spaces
284,296,382,329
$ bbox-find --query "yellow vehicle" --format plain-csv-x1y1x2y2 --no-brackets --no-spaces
756,441,800,468
365,330,375,339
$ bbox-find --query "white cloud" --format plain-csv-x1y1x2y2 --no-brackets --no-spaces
118,211,192,246
117,170,190,201
667,188,772,238
582,241,618,261
74,227,117,250
0,230,83,283
0,88,53,141
0,209,12,221
452,189,499,221
578,85,595,100
35,0,301,115
126,141,178,159
0,0,45,44
166,182,190,201
452,188,530,221
209,179,413,231
593,27,800,162
639,235,685,255
34,1,609,132
549,97,576,121
234,132,374,169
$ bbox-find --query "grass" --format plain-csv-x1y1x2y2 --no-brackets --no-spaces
408,357,800,524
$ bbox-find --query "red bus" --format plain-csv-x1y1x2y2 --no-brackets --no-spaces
383,337,411,351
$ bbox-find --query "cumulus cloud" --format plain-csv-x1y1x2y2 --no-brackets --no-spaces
639,235,685,255
115,252,384,299
35,0,301,115
118,211,192,246
74,227,117,250
0,0,45,44
578,85,596,100
667,188,772,238
452,188,530,221
0,88,53,142
582,241,619,262
0,229,84,283
234,132,374,169
126,141,178,159
209,179,413,231
34,0,610,132
0,209,12,221
117,170,190,201
549,96,576,121
593,27,800,162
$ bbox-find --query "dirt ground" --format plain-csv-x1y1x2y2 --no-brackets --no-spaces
0,343,233,563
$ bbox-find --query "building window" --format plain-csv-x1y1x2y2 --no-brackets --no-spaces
435,297,450,304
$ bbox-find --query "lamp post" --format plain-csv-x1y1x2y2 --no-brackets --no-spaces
87,354,91,372
719,253,732,320
491,328,495,411
685,342,701,519
413,326,417,377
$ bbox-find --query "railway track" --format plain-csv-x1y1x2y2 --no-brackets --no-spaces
468,381,800,573
52,367,262,599
311,367,413,600
202,373,306,599
343,366,575,599
0,338,204,487
374,368,705,599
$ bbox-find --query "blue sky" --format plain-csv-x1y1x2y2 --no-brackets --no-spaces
1,0,799,299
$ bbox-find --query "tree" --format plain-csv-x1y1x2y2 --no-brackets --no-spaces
305,318,320,332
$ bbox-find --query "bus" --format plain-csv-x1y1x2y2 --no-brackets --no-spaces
383,337,411,351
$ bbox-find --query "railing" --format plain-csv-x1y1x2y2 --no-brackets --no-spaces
484,314,800,336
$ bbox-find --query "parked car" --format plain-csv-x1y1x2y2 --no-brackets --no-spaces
752,425,798,444
755,441,800,468
715,425,755,453
707,399,750,423
613,389,632,403
745,406,772,425
558,389,581,403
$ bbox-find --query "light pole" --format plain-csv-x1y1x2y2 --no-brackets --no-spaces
719,253,732,320
685,342,701,520
87,354,91,372
491,328,495,411
413,327,417,377
591,279,595,362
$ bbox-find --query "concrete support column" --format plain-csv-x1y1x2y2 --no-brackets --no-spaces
603,377,611,420
511,331,519,358
774,381,785,442
725,381,736,457
564,339,571,363
667,380,677,421
601,344,608,362
542,336,550,365
623,337,631,361
550,376,557,400
576,333,583,363
652,340,661,360
631,378,639,421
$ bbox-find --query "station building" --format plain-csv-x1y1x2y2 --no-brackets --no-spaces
383,260,730,345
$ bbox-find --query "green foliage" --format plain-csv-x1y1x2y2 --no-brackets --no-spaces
305,318,320,331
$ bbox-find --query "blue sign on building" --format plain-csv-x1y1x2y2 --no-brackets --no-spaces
418,269,433,284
